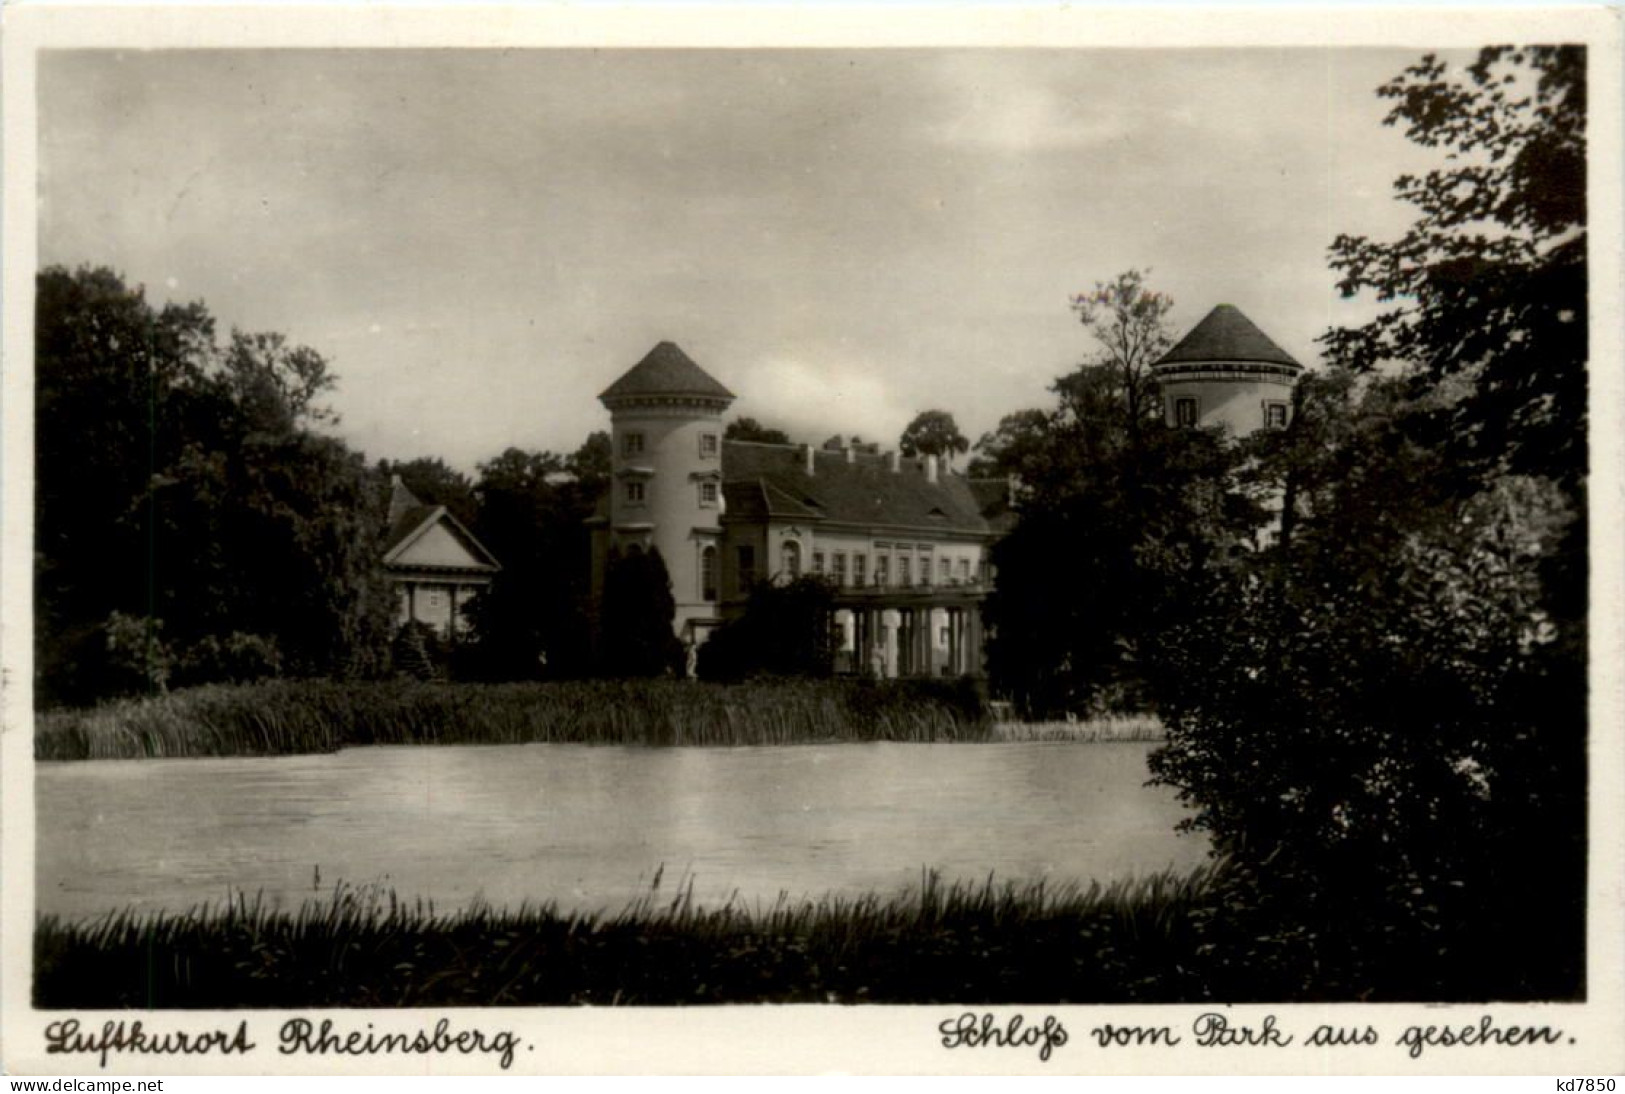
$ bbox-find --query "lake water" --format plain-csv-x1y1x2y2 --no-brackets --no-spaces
36,741,1207,920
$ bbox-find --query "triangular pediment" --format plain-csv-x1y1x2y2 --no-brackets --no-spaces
384,508,501,572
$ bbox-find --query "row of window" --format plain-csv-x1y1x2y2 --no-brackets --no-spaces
621,431,721,458
1172,397,1289,429
687,543,984,603
623,481,720,506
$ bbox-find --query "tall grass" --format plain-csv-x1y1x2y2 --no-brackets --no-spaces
35,865,1220,1007
35,677,993,761
991,714,1166,742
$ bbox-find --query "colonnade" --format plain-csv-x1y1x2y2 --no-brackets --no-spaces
833,601,984,678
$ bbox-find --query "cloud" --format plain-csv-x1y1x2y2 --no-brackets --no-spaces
927,83,1132,153
734,354,911,449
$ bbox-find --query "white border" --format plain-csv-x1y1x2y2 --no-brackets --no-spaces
3,6,1621,1076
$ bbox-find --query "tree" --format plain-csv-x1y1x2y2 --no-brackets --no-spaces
966,409,1050,479
983,273,1255,715
567,430,612,495
34,266,395,704
598,546,682,678
1064,268,1175,435
1324,47,1585,495
463,447,596,679
378,456,478,528
898,410,969,468
724,417,790,445
697,576,837,681
1149,46,1587,1000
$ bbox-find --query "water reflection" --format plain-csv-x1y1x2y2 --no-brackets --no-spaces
37,741,1207,920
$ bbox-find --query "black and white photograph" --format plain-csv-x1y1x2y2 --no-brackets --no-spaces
2,5,1621,1078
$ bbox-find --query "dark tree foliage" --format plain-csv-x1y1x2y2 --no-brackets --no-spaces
724,417,790,445
378,456,479,528
697,577,837,682
1067,268,1174,439
461,447,597,680
966,409,1050,479
898,410,969,467
1322,46,1585,494
985,418,1251,716
34,266,394,705
598,547,683,678
1149,47,1587,1000
568,430,613,496
983,272,1253,715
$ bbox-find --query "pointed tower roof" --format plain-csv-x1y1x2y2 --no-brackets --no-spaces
386,475,423,526
599,341,735,404
1155,305,1302,371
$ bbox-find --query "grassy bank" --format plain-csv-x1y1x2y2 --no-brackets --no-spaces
35,677,992,760
36,867,1219,1007
990,714,1165,742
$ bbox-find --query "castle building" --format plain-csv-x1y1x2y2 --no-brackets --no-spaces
587,342,999,677
1152,304,1304,434
586,311,1301,676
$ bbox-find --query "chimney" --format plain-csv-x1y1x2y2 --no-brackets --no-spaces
926,454,938,484
803,443,815,475
887,450,901,473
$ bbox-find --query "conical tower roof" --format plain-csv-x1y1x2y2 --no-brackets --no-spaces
599,341,735,403
1155,305,1302,370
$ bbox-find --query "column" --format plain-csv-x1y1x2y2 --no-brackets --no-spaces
948,607,960,676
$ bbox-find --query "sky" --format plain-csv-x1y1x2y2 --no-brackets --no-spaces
39,48,1458,472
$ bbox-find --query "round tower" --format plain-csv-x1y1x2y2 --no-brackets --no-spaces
597,341,734,638
1152,304,1303,437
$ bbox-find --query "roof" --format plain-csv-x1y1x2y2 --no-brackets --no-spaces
381,479,501,572
599,341,736,403
720,441,991,536
1154,305,1302,370
967,477,1020,536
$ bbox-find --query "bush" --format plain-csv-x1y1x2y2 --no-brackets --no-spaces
698,577,837,682
1148,475,1585,999
98,612,173,697
174,632,283,687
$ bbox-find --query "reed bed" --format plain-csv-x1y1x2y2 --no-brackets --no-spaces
35,678,993,761
990,715,1166,743
35,865,1220,1007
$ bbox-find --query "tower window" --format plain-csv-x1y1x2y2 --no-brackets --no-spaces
699,481,719,507
1175,398,1199,427
701,545,718,602
623,432,645,456
876,556,890,587
812,551,826,575
699,433,719,457
782,540,802,580
625,481,645,504
832,553,847,586
898,556,911,587
1264,402,1289,429
736,546,756,592
854,555,868,586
